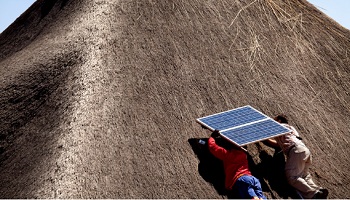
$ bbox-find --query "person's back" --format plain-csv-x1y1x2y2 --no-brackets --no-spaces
207,131,266,199
208,136,251,189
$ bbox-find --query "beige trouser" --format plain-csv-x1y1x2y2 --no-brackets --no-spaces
285,145,320,199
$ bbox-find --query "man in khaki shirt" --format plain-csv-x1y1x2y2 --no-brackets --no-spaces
265,114,328,199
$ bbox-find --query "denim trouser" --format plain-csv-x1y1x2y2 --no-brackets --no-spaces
234,175,266,199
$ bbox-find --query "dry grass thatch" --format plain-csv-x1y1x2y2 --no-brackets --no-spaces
0,0,349,198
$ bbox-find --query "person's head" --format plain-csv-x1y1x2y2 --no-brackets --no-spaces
274,114,288,124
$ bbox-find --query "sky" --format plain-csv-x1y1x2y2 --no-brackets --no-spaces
0,0,349,33
307,0,350,30
0,0,36,33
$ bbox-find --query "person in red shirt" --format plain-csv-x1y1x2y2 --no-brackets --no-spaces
208,130,266,200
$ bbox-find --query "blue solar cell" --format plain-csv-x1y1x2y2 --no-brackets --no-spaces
197,106,267,131
220,119,291,146
196,105,291,146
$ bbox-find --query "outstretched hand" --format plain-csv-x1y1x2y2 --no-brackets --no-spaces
211,129,220,138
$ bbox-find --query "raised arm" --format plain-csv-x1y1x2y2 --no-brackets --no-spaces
208,130,227,160
263,137,280,148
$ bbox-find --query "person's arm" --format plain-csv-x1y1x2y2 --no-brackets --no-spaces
263,137,280,148
208,130,227,160
289,125,302,139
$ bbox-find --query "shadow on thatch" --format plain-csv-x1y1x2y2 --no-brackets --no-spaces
41,0,70,19
0,52,83,197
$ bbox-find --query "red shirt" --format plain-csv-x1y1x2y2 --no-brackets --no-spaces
208,137,252,190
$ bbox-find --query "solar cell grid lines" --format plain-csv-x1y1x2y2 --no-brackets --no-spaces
196,105,291,147
198,106,267,131
220,119,291,146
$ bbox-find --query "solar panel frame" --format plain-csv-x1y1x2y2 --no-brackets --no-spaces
196,105,292,147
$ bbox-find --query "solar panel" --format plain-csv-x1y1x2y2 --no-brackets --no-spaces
196,105,291,146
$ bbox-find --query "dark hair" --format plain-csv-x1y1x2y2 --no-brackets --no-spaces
275,114,288,124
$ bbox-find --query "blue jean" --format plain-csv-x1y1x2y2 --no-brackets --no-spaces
234,175,266,199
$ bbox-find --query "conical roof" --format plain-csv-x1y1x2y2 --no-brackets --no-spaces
0,0,349,198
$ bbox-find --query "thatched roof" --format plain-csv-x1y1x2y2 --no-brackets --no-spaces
0,0,349,198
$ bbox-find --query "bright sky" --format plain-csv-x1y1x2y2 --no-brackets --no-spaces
307,0,350,30
0,0,349,33
0,0,36,33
